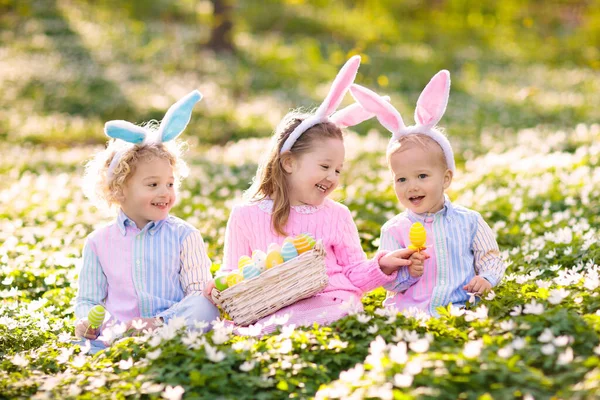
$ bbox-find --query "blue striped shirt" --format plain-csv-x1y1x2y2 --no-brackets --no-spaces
74,210,212,323
379,198,505,316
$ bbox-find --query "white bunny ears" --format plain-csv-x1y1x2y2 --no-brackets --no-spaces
350,70,456,172
104,90,202,177
280,55,379,154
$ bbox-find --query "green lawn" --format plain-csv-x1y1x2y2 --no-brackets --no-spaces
1,1,599,398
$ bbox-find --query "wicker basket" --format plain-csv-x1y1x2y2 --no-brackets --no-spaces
211,241,328,326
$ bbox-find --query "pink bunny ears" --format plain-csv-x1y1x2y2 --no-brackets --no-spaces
280,55,378,154
350,70,456,172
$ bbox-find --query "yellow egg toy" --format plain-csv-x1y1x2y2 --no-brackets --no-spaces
293,234,311,254
238,255,253,270
265,250,284,269
226,272,243,287
408,222,427,251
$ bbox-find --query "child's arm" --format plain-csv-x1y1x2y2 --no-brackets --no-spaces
333,206,400,292
74,240,108,333
220,205,252,274
465,214,505,292
379,224,422,293
177,230,213,296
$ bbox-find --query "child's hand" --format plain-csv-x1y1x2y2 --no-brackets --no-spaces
379,248,416,275
203,280,217,304
463,276,492,295
408,251,429,278
75,319,100,340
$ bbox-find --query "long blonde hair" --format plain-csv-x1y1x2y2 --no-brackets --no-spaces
246,111,343,236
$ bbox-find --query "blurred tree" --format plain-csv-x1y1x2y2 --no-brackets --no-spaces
208,0,235,52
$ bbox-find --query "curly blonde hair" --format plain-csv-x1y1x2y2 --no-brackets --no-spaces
83,124,189,211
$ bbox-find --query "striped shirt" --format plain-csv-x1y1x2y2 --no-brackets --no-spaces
379,198,505,316
74,210,212,323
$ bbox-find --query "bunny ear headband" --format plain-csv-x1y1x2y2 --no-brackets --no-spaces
349,70,455,173
104,90,203,177
280,55,385,154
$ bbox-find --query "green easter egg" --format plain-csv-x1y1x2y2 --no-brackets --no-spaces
215,275,229,291
88,305,106,328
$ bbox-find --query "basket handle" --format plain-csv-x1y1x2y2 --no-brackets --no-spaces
211,288,222,306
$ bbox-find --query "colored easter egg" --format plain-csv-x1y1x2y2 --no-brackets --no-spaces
87,305,105,328
408,222,427,250
265,250,284,269
215,275,229,291
243,264,261,280
302,233,316,249
267,243,281,253
281,241,299,262
293,234,311,254
238,255,253,270
226,272,243,287
252,250,267,272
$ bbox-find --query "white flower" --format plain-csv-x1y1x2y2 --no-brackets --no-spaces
236,324,263,337
146,349,162,360
131,319,148,330
10,354,29,367
118,357,133,370
404,359,423,376
463,340,483,359
404,330,419,343
239,361,255,372
194,320,209,331
71,354,87,368
356,314,372,324
499,320,515,331
510,305,523,316
162,385,185,400
497,346,514,359
339,364,364,383
211,329,230,345
512,337,526,350
547,288,570,305
557,347,574,365
204,343,226,362
465,305,488,321
523,300,544,315
574,297,583,304
535,280,552,289
553,335,571,347
393,373,413,388
58,332,72,343
78,339,91,355
593,344,600,356
367,325,379,334
484,290,496,301
467,292,477,304
449,305,466,317
541,344,555,355
538,329,554,343
389,342,408,364
409,338,430,353
278,339,292,354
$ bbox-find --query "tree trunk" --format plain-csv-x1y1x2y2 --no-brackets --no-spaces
208,0,234,52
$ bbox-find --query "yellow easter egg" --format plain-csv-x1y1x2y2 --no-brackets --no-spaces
408,222,427,250
265,250,284,269
293,234,311,254
238,255,253,270
226,272,243,287
302,233,316,249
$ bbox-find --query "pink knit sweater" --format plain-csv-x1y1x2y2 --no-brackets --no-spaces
221,198,397,308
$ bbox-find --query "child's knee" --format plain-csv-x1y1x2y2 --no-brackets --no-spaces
185,295,220,330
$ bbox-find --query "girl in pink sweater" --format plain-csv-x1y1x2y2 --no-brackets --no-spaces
205,56,415,334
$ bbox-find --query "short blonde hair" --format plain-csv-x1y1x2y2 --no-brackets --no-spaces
387,133,447,169
83,124,189,211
